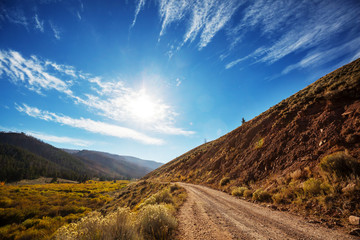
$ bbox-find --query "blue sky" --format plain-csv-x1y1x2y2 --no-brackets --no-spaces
0,0,359,163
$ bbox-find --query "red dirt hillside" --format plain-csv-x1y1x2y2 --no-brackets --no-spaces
144,58,360,227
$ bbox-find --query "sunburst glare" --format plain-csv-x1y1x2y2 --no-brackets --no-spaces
126,88,168,124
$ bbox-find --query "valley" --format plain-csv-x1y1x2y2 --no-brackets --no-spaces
1,0,360,239
1,59,359,239
0,180,128,239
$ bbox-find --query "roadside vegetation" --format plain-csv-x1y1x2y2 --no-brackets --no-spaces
54,181,187,240
0,180,128,239
229,151,360,227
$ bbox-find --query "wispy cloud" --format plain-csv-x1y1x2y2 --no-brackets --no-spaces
131,0,146,28
44,60,77,78
1,8,28,27
352,51,360,61
49,21,61,40
131,0,242,50
130,0,359,70
76,0,84,21
27,131,92,147
76,11,82,20
225,55,249,69
226,0,360,69
175,78,181,87
158,0,189,38
0,125,91,147
0,50,194,135
282,36,360,75
194,0,242,50
0,49,73,95
78,77,194,135
34,14,44,32
1,49,194,137
16,104,164,145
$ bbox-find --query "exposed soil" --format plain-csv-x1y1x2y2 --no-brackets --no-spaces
146,59,360,188
145,58,360,226
176,183,358,240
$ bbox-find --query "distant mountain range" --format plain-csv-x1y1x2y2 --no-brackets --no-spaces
62,149,162,171
0,132,162,182
63,149,162,179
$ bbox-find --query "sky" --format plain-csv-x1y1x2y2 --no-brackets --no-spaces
0,0,359,163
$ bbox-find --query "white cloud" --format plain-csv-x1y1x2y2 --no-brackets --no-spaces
152,125,194,136
352,51,360,61
77,77,194,136
175,78,181,87
282,36,360,75
226,0,360,69
16,104,164,145
26,131,92,147
0,49,73,95
158,0,189,38
34,14,44,32
0,125,92,147
129,0,360,67
49,21,61,40
131,0,242,50
45,60,77,78
1,8,28,27
131,0,146,28
196,0,242,49
0,49,194,137
239,0,304,35
77,11,82,20
225,55,249,69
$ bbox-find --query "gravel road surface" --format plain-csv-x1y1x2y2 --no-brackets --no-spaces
176,183,358,240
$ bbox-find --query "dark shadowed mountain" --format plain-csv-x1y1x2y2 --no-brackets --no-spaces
64,150,162,170
0,132,161,182
0,132,96,182
65,150,162,179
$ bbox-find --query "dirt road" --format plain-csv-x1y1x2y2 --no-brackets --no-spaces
176,183,357,240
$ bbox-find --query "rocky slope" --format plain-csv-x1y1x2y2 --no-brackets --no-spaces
145,59,360,228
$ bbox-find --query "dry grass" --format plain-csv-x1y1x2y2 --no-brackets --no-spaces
243,189,254,199
0,181,128,239
252,189,271,202
219,177,230,186
54,182,187,240
137,204,177,240
54,207,139,240
303,178,323,197
254,138,264,149
320,151,360,180
141,189,174,207
231,187,248,197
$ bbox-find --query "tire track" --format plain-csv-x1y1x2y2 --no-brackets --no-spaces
176,183,357,240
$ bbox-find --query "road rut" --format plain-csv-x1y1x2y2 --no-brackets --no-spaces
176,183,357,240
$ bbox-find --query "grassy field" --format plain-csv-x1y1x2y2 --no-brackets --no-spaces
54,181,187,240
0,180,129,240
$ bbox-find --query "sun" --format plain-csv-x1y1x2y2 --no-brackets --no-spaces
127,89,161,123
